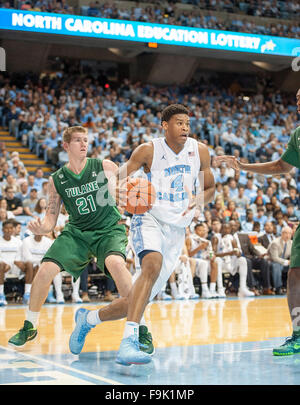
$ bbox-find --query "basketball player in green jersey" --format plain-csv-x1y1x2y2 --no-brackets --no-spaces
8,126,153,354
216,88,300,356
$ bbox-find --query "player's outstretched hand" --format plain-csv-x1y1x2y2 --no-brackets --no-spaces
214,155,241,170
107,175,128,207
182,185,204,217
116,177,129,208
27,217,44,235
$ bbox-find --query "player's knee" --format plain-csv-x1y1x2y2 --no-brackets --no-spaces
141,259,161,283
288,267,300,283
34,264,59,285
0,262,9,273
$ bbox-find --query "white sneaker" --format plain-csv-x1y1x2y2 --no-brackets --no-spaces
209,289,219,298
217,288,226,298
56,294,65,304
157,292,172,301
0,294,7,306
72,294,83,303
201,289,212,299
173,294,185,300
238,288,255,298
189,293,200,300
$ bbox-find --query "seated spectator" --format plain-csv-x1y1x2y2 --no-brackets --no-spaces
27,174,36,193
268,226,292,295
22,188,38,217
218,223,254,297
186,223,225,298
223,200,238,222
33,198,47,219
0,220,23,306
210,197,224,221
241,209,255,232
254,207,268,231
289,186,300,207
185,223,213,298
286,203,300,223
33,168,48,191
2,173,20,194
235,230,273,295
0,207,14,223
16,232,55,304
274,209,288,235
15,181,30,202
41,130,59,163
37,181,49,201
4,186,23,216
232,185,250,213
258,221,276,249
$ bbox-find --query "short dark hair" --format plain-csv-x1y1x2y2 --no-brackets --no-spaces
161,104,189,124
194,223,206,230
2,219,13,228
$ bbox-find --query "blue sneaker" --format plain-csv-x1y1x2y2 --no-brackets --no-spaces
116,335,152,366
69,308,94,355
46,290,56,303
23,293,30,305
0,294,7,306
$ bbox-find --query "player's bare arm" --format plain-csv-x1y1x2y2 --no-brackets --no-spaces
198,142,215,204
215,155,293,175
28,176,61,235
112,143,154,205
118,142,154,179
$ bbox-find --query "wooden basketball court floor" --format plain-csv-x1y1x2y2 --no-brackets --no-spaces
0,296,298,386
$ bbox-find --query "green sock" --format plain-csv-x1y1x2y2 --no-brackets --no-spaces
293,329,300,338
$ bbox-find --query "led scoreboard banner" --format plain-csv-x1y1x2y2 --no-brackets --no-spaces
1,9,300,57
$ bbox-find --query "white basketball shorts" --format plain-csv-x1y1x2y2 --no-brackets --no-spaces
130,212,185,301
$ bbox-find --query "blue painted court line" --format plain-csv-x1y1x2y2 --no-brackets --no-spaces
2,338,299,385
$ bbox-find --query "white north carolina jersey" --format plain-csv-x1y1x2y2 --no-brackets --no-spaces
222,234,234,264
190,234,212,259
17,235,54,263
212,232,223,253
0,236,22,264
147,137,201,228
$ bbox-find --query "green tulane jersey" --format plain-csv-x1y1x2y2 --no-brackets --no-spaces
52,158,121,231
281,126,300,168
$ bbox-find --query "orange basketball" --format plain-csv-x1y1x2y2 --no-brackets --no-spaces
125,178,156,215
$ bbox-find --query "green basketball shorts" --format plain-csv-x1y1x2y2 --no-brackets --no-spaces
42,222,127,280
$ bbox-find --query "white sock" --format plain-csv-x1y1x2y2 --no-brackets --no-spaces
72,277,80,297
170,282,178,296
210,282,216,292
53,273,63,297
239,263,248,290
140,316,147,327
87,310,101,326
26,309,39,328
25,284,31,294
123,321,139,339
0,285,3,295
201,282,209,291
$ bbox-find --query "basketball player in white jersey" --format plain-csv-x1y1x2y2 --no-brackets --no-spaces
187,222,226,298
70,104,215,365
0,220,23,306
219,223,254,297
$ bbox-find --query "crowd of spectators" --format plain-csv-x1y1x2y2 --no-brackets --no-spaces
1,0,299,39
0,66,299,304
